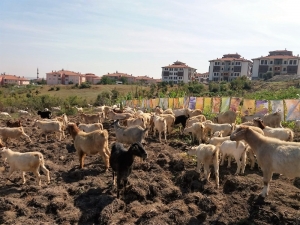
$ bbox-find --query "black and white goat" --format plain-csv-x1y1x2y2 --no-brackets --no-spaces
109,142,148,198
37,110,52,119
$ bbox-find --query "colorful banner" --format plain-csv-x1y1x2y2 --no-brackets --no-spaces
195,97,204,111
133,99,138,107
174,98,179,109
285,99,300,121
270,100,284,120
230,97,242,112
159,98,164,108
241,99,256,116
162,98,169,109
178,97,184,108
146,99,151,109
212,97,221,113
188,97,196,110
255,100,269,115
184,97,190,108
168,98,174,109
203,97,212,114
221,97,230,112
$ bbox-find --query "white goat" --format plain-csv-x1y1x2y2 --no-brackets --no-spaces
0,127,31,143
0,112,11,117
1,147,50,186
18,110,31,117
204,122,233,137
152,115,167,143
253,118,293,141
34,120,65,142
219,140,247,175
78,123,103,132
183,122,205,144
113,120,148,145
187,144,219,188
230,126,300,197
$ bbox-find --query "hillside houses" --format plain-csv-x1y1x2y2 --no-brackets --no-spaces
0,73,30,86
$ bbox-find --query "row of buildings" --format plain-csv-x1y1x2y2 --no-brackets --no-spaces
1,49,300,86
161,49,300,83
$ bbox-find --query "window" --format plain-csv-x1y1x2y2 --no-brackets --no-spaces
270,61,273,64
232,62,234,65
289,60,293,65
222,62,224,65
236,62,241,65
175,68,178,71
170,68,173,71
294,60,297,65
169,77,172,80
269,68,272,71
165,68,168,71
180,68,183,71
221,68,223,70
284,61,287,64
283,68,286,71
164,76,168,79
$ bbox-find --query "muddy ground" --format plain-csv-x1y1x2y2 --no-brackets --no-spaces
0,115,300,225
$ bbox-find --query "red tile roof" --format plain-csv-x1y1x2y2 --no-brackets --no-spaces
162,60,196,69
209,57,251,62
0,75,29,81
252,55,300,60
47,70,84,76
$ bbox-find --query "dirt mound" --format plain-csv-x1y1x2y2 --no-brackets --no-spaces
0,117,300,224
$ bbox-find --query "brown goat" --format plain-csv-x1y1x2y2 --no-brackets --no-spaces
6,120,21,128
66,123,110,170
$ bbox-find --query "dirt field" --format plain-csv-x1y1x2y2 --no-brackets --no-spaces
0,115,300,225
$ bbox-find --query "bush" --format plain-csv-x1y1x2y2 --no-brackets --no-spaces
48,87,55,91
56,87,60,91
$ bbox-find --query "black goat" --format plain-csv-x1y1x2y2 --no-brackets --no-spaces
37,110,52,119
110,142,147,198
174,115,189,132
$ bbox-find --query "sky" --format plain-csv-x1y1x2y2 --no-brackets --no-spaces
1,0,300,79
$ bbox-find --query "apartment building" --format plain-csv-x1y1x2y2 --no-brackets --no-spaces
135,75,159,85
46,69,86,85
162,60,196,84
208,54,252,81
194,72,209,83
85,73,101,84
0,74,30,86
102,71,136,84
252,50,300,79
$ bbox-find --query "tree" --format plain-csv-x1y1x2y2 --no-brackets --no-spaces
99,76,114,85
263,72,273,81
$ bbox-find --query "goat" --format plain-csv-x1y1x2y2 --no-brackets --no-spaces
0,127,31,143
0,112,11,117
174,115,189,133
187,144,219,188
6,120,21,128
34,120,65,142
253,118,294,141
18,110,31,117
66,123,110,170
1,147,50,186
80,113,102,124
110,142,147,198
78,123,103,132
219,140,247,175
152,115,167,143
113,120,148,145
230,125,300,197
37,110,52,119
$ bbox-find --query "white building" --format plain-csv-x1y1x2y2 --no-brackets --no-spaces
46,69,86,85
252,50,300,80
208,53,252,81
194,72,209,83
161,60,196,84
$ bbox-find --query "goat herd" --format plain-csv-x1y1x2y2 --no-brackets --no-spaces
0,104,300,201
